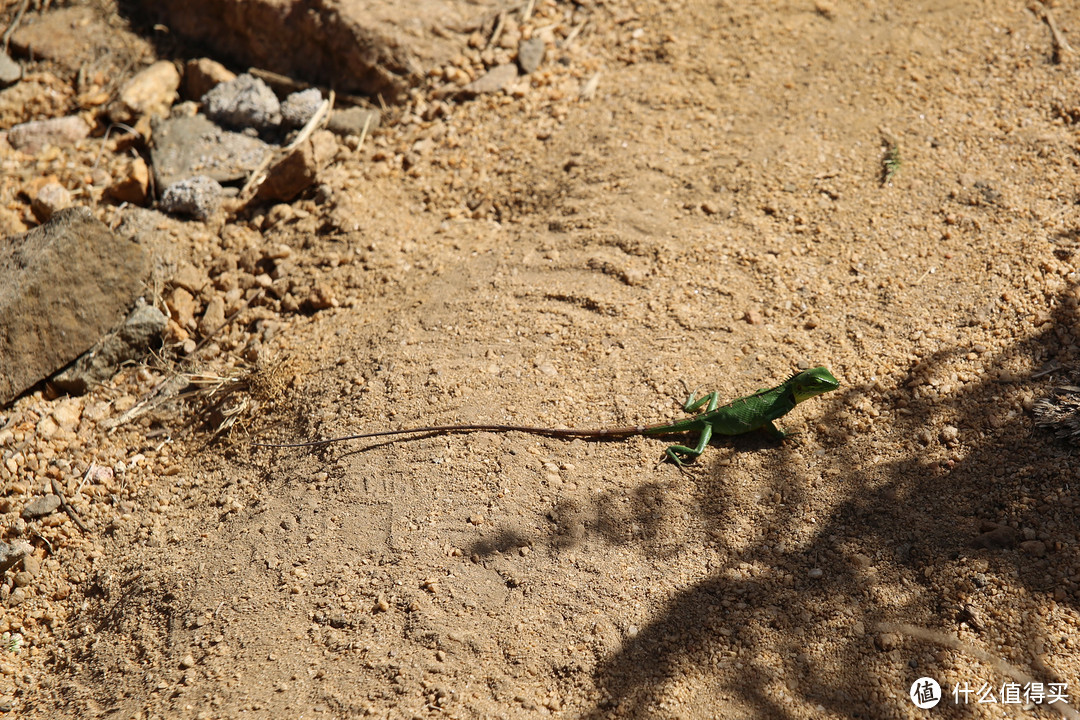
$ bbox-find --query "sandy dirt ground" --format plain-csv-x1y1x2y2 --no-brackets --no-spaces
2,0,1080,718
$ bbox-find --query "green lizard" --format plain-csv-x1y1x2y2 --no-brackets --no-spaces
255,366,839,465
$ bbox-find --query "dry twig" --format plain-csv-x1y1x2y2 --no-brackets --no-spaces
1031,2,1074,63
50,478,89,533
1,0,30,53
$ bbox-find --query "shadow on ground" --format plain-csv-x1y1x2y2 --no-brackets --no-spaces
571,286,1080,718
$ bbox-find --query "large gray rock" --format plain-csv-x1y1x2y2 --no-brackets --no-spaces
151,114,271,189
0,208,151,405
135,0,502,101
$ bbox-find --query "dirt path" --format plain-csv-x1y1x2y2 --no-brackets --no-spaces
3,1,1080,718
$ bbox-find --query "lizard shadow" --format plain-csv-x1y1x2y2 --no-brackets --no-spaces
581,286,1080,718
537,432,799,558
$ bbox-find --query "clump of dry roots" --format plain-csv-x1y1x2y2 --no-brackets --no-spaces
109,353,302,443
1034,383,1080,444
183,354,302,441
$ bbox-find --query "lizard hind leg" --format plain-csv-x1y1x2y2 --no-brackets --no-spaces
664,422,715,466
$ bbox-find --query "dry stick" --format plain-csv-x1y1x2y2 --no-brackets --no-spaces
488,10,506,49
284,93,333,153
1,0,29,53
238,94,332,200
563,19,587,49
51,478,89,533
355,109,373,152
110,288,266,429
1032,2,1074,63
880,622,1080,720
1032,360,1063,379
521,0,536,22
579,72,601,101
91,122,141,173
247,67,367,108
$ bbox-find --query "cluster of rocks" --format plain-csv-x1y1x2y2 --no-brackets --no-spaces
0,0,564,403
0,54,371,401
0,1,581,713
0,0,564,627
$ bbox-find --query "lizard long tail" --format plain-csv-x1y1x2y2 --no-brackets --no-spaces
253,422,666,449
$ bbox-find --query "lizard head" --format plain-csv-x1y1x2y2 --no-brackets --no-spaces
790,367,840,403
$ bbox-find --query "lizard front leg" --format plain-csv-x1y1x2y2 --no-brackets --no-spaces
761,420,787,440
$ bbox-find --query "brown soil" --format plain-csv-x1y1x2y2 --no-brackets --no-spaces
3,1,1080,718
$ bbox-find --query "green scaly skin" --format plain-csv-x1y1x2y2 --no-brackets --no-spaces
255,367,840,466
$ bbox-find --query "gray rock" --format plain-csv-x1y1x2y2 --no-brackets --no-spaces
281,88,324,128
201,73,281,129
463,64,518,94
7,115,91,154
0,541,30,574
517,37,545,74
22,495,61,519
159,176,224,220
0,50,21,87
0,208,151,405
150,114,271,189
325,107,380,137
52,302,168,394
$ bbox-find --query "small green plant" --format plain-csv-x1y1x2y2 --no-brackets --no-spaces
881,144,901,184
2,632,24,654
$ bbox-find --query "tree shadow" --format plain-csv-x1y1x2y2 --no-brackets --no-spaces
582,284,1080,718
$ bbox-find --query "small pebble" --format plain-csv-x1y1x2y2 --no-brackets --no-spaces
0,50,21,87
202,73,281,129
22,495,61,519
20,556,40,578
280,88,324,128
463,64,518,94
160,175,223,220
30,181,72,222
517,37,545,74
7,115,90,153
808,567,824,579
